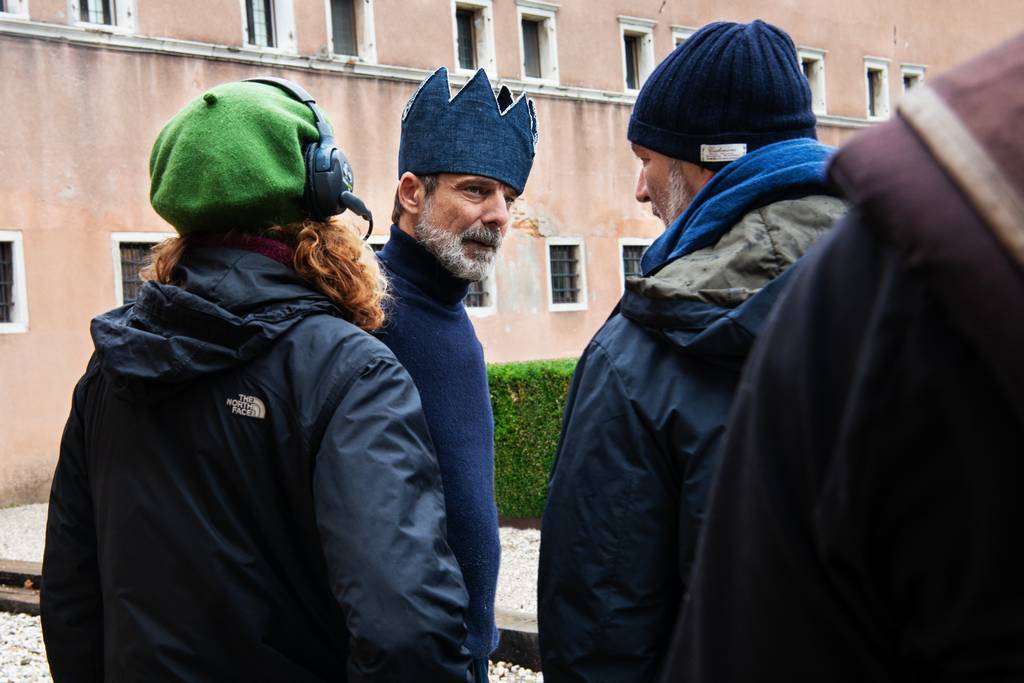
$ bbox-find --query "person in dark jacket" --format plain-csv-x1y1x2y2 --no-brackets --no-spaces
41,79,472,682
537,20,845,682
660,34,1024,682
374,67,537,683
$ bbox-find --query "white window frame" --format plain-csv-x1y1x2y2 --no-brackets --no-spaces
324,0,377,63
618,237,653,293
864,56,891,120
68,0,136,33
240,0,297,53
799,47,828,115
465,272,497,317
545,236,587,312
111,232,173,306
0,230,29,334
901,63,926,94
451,0,496,79
1,0,30,19
619,16,656,93
671,25,696,47
516,0,558,84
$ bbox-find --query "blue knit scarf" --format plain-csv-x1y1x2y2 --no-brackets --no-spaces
640,138,836,275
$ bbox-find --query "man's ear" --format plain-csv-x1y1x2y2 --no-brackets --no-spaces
398,172,425,218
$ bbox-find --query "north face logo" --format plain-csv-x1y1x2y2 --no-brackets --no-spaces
226,393,266,419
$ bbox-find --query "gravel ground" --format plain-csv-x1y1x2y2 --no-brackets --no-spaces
0,504,47,564
0,613,49,683
0,504,541,681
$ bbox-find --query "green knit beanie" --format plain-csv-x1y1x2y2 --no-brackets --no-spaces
149,81,322,235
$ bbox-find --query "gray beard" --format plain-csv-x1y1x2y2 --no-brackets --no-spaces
654,162,697,227
414,216,502,282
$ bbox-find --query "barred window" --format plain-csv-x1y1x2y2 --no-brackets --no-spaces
0,241,13,323
621,244,646,280
465,277,490,308
549,244,580,304
119,242,152,304
331,0,357,56
246,0,276,47
80,0,113,24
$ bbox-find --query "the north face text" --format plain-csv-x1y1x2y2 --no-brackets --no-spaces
226,394,266,419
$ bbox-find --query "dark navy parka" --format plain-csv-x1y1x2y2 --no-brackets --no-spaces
538,195,845,682
41,247,472,682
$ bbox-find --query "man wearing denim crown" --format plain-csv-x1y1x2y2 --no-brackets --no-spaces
375,66,538,683
538,19,848,682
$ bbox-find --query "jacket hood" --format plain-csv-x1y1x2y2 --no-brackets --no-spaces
621,267,794,363
90,247,339,403
621,194,844,362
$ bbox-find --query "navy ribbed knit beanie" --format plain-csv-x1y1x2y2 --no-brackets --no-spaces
627,19,816,170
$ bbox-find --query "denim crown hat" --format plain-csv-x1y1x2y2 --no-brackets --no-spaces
398,67,538,194
627,19,816,171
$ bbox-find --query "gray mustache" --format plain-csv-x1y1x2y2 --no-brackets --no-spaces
462,227,503,248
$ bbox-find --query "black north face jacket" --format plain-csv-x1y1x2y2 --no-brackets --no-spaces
41,247,472,682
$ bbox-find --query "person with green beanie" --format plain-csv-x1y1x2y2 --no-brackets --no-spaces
41,79,473,682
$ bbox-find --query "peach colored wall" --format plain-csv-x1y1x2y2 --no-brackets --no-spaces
137,0,242,46
1,1,1022,504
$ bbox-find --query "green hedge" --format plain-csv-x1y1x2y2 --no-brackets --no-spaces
489,358,577,519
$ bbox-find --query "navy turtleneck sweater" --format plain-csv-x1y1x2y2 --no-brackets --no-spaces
375,225,500,658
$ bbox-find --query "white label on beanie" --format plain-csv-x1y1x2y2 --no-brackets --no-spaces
701,143,747,162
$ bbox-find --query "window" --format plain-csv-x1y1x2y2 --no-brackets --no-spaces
517,1,558,83
619,239,652,282
452,0,495,76
1,0,29,17
247,0,274,46
331,0,355,55
546,237,587,311
366,234,387,253
0,230,28,333
328,0,377,61
464,275,496,315
242,0,295,51
799,48,827,114
901,64,926,94
619,17,656,92
864,57,891,119
70,0,135,29
112,232,172,306
672,25,696,47
0,241,15,323
80,0,111,23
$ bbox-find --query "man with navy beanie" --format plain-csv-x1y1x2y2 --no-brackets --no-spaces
539,20,846,682
375,67,538,683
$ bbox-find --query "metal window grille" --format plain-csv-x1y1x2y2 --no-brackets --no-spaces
456,9,476,70
0,242,13,323
624,34,640,89
119,242,152,304
80,0,113,24
331,0,357,55
622,244,646,280
522,18,542,78
465,278,489,308
549,244,579,304
247,0,276,47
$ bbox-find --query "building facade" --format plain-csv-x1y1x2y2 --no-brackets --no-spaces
1,0,1020,504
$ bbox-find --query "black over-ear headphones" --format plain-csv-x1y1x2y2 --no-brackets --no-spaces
243,76,374,238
